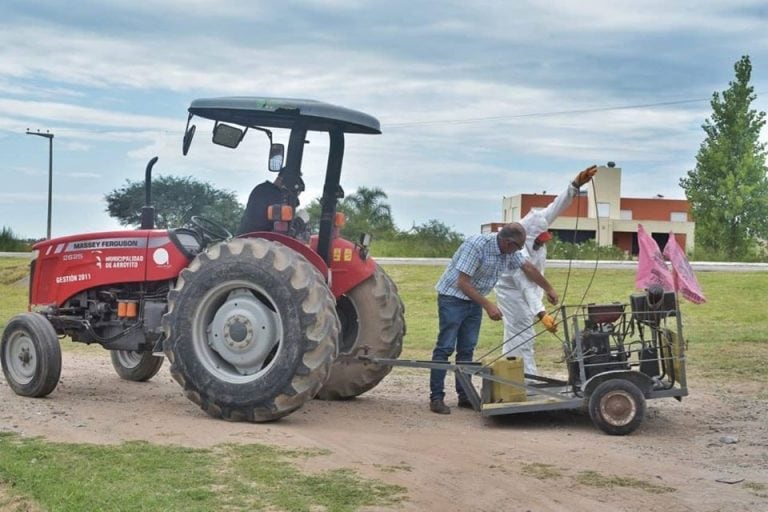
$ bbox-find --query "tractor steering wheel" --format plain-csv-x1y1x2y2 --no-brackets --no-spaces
190,215,233,245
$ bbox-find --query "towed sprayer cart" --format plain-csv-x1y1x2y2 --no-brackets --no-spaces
364,287,687,435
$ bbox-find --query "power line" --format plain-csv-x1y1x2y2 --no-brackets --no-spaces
385,97,712,128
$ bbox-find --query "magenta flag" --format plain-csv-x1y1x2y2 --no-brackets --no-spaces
663,233,706,304
635,224,674,291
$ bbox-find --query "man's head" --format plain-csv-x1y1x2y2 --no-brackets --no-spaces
274,170,305,195
497,222,526,254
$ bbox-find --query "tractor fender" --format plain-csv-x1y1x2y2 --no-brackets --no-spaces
312,236,377,297
583,370,655,398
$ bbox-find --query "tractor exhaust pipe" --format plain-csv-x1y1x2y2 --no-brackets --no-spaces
140,156,159,230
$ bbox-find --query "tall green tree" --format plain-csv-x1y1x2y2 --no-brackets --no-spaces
340,186,396,238
105,175,244,232
680,55,768,260
299,187,397,239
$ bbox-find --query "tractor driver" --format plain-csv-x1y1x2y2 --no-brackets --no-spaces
237,170,303,235
428,222,559,415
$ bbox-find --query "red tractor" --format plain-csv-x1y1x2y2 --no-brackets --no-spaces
1,97,405,421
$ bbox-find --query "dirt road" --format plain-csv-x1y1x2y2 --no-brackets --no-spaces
1,352,766,511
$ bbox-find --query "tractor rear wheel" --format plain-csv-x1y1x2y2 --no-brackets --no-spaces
588,379,645,435
316,266,405,400
1,313,62,397
110,350,164,382
163,238,339,422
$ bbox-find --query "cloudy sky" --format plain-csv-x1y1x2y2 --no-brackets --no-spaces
2,0,767,239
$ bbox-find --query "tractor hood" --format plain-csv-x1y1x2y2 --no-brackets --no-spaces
188,97,381,134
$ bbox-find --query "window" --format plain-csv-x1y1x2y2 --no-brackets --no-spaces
597,202,610,218
670,212,687,222
620,210,632,220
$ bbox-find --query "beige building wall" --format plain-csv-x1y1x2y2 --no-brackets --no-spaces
501,195,522,223
588,165,622,220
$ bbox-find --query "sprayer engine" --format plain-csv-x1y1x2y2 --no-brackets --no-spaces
567,287,679,387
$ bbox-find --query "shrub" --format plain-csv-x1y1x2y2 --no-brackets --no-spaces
0,227,31,252
545,239,629,261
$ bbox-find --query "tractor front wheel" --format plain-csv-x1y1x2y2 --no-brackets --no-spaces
1,313,62,397
316,266,405,400
110,350,164,382
163,238,339,422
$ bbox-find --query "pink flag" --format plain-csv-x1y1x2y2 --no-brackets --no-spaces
663,233,706,304
635,224,674,291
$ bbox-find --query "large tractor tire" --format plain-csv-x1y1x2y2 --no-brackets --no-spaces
316,266,405,400
1,312,62,398
110,350,164,382
163,238,339,422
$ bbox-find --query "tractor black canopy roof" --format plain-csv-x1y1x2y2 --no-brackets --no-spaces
188,97,381,134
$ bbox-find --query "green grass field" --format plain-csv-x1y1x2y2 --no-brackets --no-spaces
0,256,766,510
384,263,768,386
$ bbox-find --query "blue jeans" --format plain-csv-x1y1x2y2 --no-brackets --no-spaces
429,294,483,401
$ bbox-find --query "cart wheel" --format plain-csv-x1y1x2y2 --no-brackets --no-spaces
588,379,645,435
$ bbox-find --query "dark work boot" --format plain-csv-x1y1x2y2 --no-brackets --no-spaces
429,398,451,414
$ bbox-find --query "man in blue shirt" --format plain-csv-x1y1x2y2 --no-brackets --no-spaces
429,222,558,414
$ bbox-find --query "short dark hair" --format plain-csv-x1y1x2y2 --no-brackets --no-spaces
498,223,526,247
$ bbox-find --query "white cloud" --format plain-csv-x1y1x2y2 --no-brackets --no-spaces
0,99,179,130
0,192,43,204
63,171,101,179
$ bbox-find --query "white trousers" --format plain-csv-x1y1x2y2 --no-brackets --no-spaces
496,286,538,376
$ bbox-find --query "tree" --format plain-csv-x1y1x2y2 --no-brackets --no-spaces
298,187,397,239
340,186,396,238
105,175,244,232
680,55,768,260
396,219,464,256
409,219,464,246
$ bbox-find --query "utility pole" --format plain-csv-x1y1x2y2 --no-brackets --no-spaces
25,129,54,239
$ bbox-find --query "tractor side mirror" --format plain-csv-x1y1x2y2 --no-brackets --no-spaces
268,143,285,171
212,123,245,148
182,124,196,156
